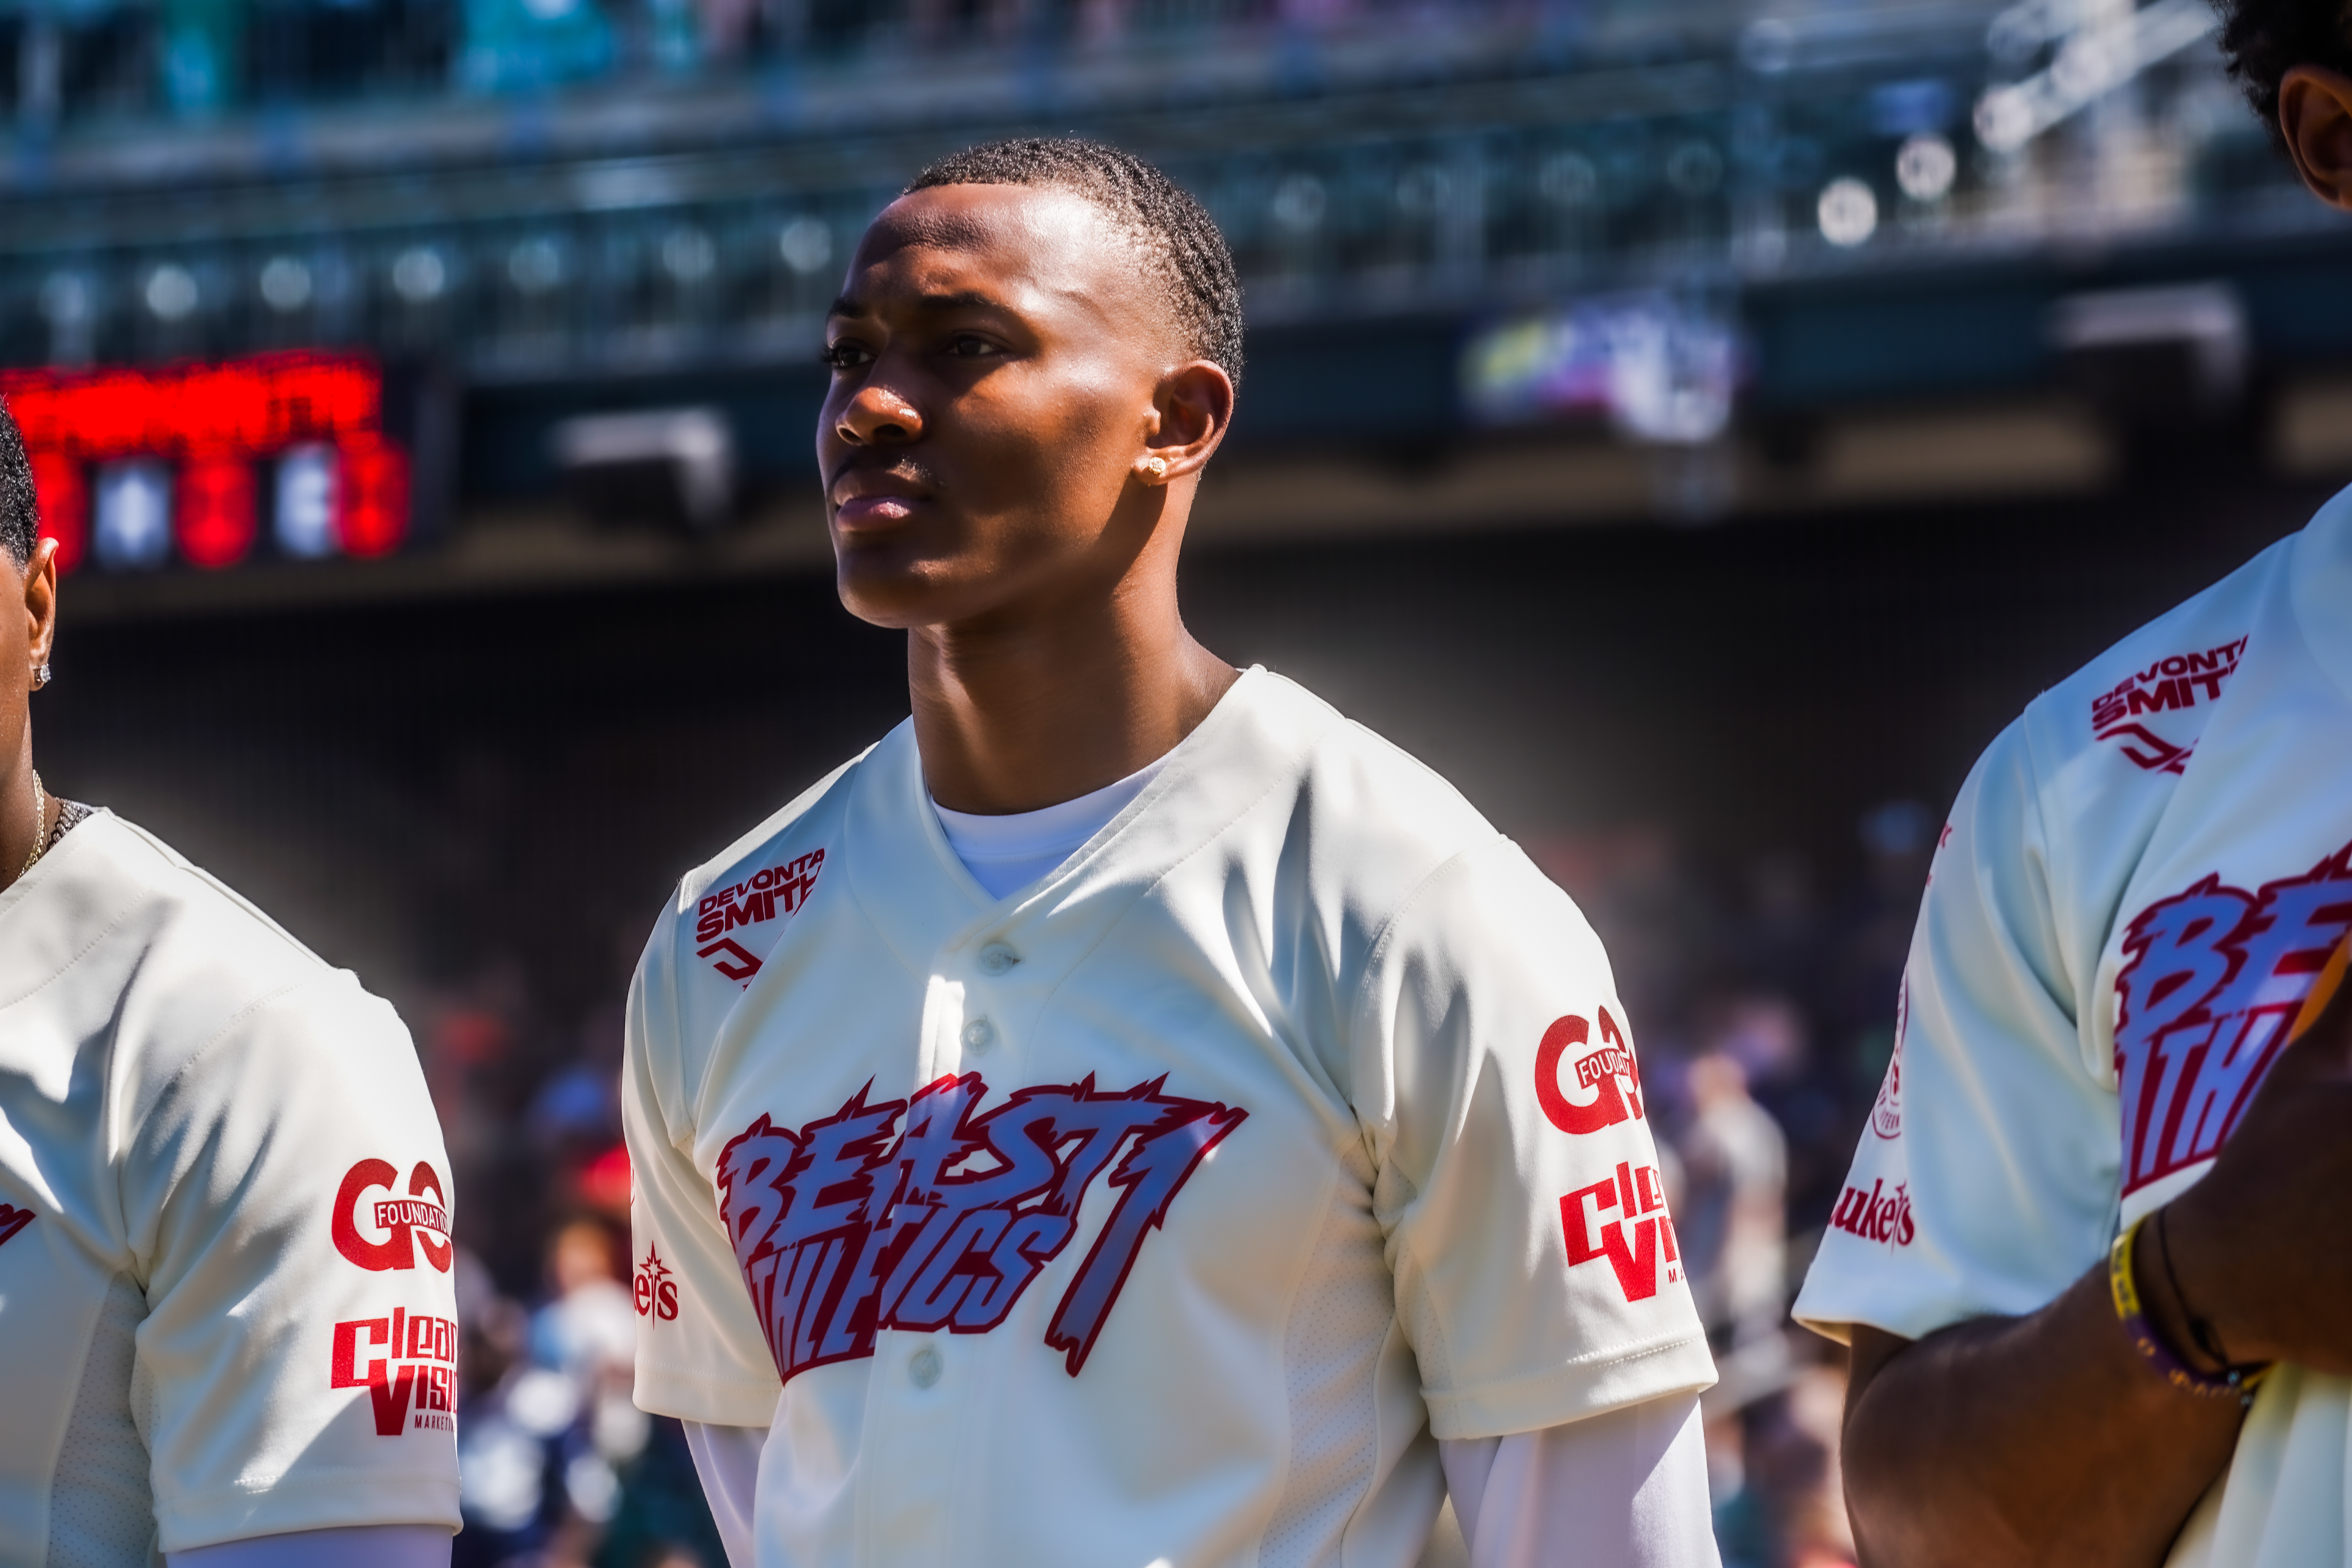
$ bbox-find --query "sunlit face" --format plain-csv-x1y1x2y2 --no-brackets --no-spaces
817,183,1181,632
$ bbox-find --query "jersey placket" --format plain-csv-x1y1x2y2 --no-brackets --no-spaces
858,920,1042,1564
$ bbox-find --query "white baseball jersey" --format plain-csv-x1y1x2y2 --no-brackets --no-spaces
0,811,462,1564
624,666,1715,1568
1794,487,2352,1567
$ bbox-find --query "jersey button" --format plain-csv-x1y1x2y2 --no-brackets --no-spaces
909,1345,943,1389
977,943,1020,975
961,1017,996,1053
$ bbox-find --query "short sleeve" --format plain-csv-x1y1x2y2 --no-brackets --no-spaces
623,911,784,1426
1358,837,1715,1442
1792,720,2120,1344
126,974,461,1553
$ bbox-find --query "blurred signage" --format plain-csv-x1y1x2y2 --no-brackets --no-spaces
0,353,412,574
1461,294,1740,446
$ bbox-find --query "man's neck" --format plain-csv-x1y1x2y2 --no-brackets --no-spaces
0,737,47,892
909,588,1237,817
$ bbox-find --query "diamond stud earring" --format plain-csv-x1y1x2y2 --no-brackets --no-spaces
1140,456,1169,483
31,662,49,690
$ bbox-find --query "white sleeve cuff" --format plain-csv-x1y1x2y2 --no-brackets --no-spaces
684,1419,769,1568
1439,1392,1719,1568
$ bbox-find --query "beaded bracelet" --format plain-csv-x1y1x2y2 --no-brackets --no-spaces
2108,1214,2269,1408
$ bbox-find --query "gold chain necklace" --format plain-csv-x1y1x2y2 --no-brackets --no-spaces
18,771,45,880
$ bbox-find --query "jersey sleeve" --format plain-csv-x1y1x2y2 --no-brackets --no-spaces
124,973,461,1553
623,907,785,1426
1792,719,2119,1343
1356,836,1715,1442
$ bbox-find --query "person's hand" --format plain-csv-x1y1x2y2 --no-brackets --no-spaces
2162,936,2352,1374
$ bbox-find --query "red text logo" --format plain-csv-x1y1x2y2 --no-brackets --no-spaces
2089,638,2244,775
1831,1178,1915,1247
1535,1008,1644,1135
334,1160,453,1273
331,1306,457,1435
1561,1160,1680,1301
696,849,825,983
635,1244,679,1322
2115,839,2352,1197
0,1203,31,1250
717,1072,1245,1384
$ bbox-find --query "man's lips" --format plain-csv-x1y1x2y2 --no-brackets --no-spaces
833,494,920,529
828,466,932,530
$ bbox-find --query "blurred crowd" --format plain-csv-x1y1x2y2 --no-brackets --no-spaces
418,800,1934,1568
6,0,1555,125
421,940,726,1568
1536,799,1940,1568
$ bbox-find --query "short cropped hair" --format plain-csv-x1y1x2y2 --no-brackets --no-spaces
2214,0,2352,147
907,137,1245,391
0,400,34,569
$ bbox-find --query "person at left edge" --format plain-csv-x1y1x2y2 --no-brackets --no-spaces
0,398,460,1566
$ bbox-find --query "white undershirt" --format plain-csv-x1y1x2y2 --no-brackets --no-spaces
930,757,1167,900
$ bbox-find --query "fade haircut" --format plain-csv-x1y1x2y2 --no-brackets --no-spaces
907,137,1245,392
2213,0,2352,149
0,399,33,569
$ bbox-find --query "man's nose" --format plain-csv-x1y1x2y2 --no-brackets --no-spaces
837,384,924,446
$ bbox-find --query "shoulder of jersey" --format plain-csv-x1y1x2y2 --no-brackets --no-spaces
60,811,392,1040
2011,532,2286,780
1258,671,1506,884
664,745,871,929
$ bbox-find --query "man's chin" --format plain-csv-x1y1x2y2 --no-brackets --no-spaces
833,556,979,632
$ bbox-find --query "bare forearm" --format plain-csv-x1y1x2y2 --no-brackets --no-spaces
1844,1263,2240,1568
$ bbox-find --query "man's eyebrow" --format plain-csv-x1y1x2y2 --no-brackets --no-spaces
826,289,1009,320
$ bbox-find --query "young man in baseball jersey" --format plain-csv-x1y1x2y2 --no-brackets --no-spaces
0,404,460,1564
1796,15,2352,1565
622,139,1720,1567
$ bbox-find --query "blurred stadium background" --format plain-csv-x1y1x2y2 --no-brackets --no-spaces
15,0,2352,1561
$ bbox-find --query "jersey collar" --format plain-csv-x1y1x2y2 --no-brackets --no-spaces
839,666,1332,980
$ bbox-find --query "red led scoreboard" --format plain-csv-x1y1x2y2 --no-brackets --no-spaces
2,353,412,574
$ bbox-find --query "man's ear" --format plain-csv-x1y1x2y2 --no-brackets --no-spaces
2280,65,2352,211
1143,361,1235,485
22,537,56,671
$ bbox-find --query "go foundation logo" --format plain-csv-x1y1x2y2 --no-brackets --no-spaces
334,1158,453,1274
1534,1008,1645,1134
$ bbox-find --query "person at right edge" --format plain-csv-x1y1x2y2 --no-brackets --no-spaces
1793,9,2352,1565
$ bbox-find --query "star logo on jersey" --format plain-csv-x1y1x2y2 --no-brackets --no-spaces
696,848,826,984
715,1072,1245,1385
635,1243,679,1323
2114,837,2352,1199
0,1203,31,1250
333,1159,454,1273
